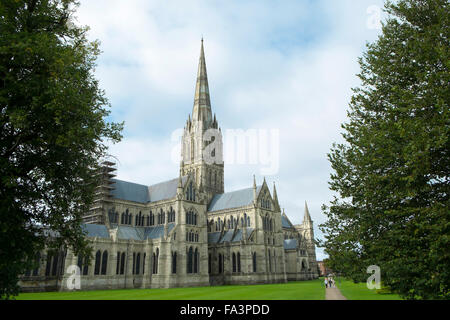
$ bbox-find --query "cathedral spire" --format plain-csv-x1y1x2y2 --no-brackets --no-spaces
192,39,212,126
273,182,280,212
303,201,312,223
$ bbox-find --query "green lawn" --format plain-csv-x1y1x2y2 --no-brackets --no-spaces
334,278,403,300
16,279,325,300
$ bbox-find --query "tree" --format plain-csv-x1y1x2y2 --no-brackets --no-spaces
0,0,123,299
319,0,449,300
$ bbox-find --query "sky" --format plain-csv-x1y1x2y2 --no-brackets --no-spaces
75,0,386,260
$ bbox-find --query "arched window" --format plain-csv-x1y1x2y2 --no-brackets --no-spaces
247,216,251,227
150,211,154,226
94,250,101,275
120,252,125,275
232,252,236,273
152,253,156,274
132,253,136,275
187,247,193,274
116,251,121,275
155,248,159,274
143,253,146,274
237,252,241,272
172,252,177,274
268,250,271,273
101,251,108,275
252,252,257,273
194,248,198,273
136,253,141,275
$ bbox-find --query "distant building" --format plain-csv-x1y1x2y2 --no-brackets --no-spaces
317,261,332,277
18,40,319,292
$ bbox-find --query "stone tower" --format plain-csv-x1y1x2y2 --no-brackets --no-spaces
302,201,318,276
181,39,224,203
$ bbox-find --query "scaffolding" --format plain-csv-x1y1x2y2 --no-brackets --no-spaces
83,160,117,224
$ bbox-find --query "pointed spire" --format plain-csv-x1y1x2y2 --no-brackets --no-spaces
192,39,212,126
273,182,280,211
253,175,257,205
304,201,312,223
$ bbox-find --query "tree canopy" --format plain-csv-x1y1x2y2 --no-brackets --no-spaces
320,0,449,300
0,0,123,299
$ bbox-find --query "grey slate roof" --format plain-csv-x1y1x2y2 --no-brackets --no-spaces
208,186,262,212
110,176,188,204
81,224,110,238
208,232,222,244
281,214,295,229
117,223,175,241
283,239,298,250
207,228,254,244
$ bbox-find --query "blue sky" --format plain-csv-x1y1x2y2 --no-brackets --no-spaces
76,0,386,260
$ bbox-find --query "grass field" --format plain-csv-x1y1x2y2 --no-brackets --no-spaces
15,278,404,300
16,279,325,300
334,278,403,300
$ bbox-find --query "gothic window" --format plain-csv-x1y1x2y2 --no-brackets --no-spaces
187,247,193,274
136,253,141,275
121,213,124,224
116,251,120,275
120,252,125,275
94,250,101,275
172,252,177,274
268,250,271,273
214,172,217,187
232,253,236,273
152,253,156,274
132,253,136,275
143,253,146,274
156,248,159,274
215,221,218,231
252,252,257,273
193,248,198,273
241,217,244,227
150,211,154,226
247,216,251,227
237,252,241,272
101,251,108,275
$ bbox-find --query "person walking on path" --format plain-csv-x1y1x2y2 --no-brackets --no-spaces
324,277,328,288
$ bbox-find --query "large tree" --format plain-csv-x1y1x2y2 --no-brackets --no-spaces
0,0,123,299
320,0,449,300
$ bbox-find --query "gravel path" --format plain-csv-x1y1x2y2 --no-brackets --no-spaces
325,286,348,300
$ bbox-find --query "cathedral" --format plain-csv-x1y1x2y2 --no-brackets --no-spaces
19,41,319,292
